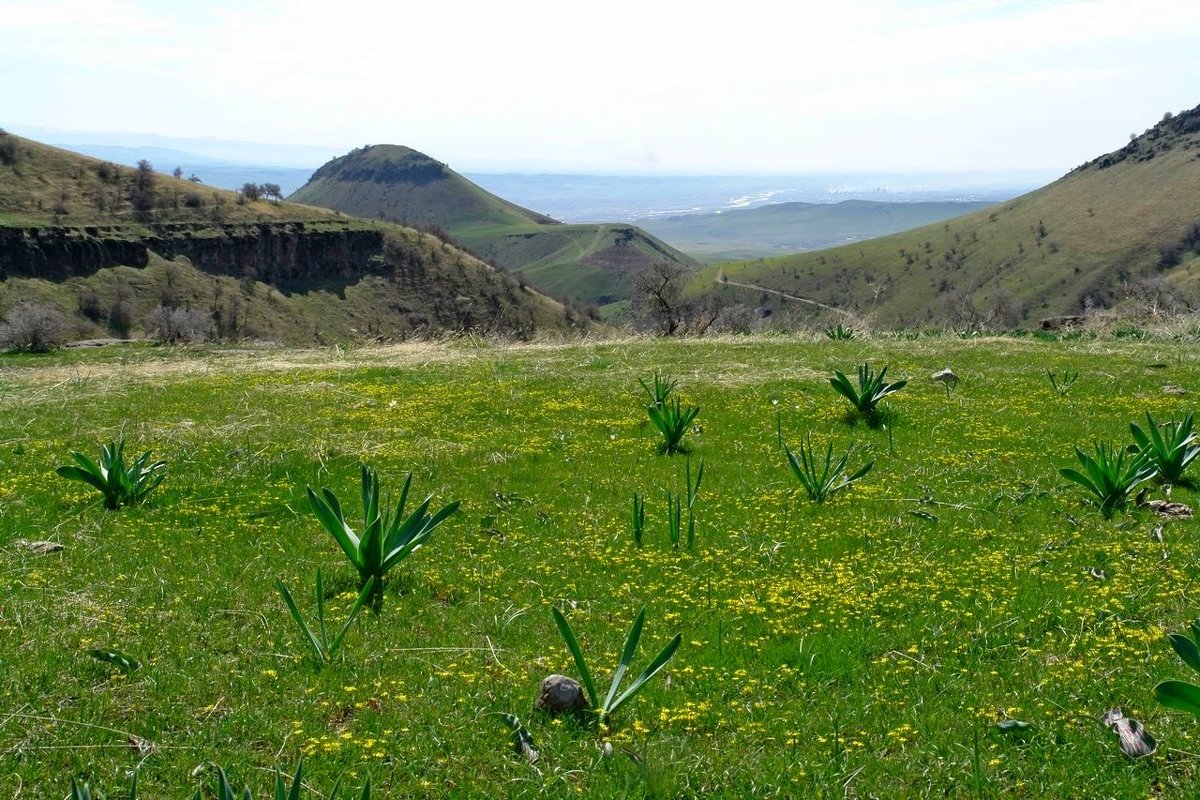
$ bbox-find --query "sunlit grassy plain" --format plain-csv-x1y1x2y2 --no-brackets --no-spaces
2,333,1200,798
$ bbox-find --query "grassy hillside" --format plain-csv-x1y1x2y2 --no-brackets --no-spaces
289,145,697,305
0,235,585,345
4,335,1200,797
642,199,996,263
0,132,587,342
698,105,1200,328
289,145,556,231
458,221,691,305
0,130,340,228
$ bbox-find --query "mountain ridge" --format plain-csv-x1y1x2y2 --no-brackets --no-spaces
289,144,697,305
0,132,589,344
696,103,1200,328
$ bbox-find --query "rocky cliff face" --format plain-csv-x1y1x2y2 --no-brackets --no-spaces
0,226,149,279
0,222,386,287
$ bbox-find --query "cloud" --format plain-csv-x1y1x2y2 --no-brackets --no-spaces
3,0,1199,171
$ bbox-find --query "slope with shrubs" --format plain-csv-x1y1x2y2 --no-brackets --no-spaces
0,132,587,344
289,144,697,305
699,104,1200,328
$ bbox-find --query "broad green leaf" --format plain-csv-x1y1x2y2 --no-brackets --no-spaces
215,767,236,800
846,460,874,483
1155,679,1200,718
1168,632,1200,675
56,464,111,495
551,606,597,710
307,487,362,569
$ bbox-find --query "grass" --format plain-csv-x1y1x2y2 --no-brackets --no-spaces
696,105,1200,327
2,335,1200,797
0,133,339,228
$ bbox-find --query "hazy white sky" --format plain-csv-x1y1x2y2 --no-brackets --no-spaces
3,0,1199,173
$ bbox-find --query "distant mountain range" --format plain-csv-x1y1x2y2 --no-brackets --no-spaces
639,199,998,263
5,101,1198,336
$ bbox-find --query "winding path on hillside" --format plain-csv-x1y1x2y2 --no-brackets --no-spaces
715,273,856,318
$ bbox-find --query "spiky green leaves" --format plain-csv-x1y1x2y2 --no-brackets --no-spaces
551,605,681,722
307,464,459,611
647,397,700,455
1060,442,1155,518
277,569,374,666
56,435,165,510
639,370,678,408
785,436,874,503
1130,412,1200,485
829,363,906,426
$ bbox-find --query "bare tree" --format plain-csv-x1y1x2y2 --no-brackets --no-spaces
633,263,688,335
239,182,262,202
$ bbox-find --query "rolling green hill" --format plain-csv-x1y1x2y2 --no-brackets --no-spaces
641,199,996,263
0,132,587,343
289,145,696,305
697,104,1200,328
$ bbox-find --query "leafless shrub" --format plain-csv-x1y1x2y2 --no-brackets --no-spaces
148,305,212,344
0,303,69,352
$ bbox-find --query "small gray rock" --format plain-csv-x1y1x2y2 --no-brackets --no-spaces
13,539,64,554
536,674,587,715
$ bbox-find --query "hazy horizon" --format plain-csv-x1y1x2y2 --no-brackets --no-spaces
4,1,1199,176
7,123,1059,183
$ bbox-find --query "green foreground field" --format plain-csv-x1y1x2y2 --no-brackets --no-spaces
2,335,1200,798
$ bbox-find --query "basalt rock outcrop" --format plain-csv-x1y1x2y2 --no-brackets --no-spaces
0,222,386,288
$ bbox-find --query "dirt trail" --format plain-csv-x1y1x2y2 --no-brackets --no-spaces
716,275,856,318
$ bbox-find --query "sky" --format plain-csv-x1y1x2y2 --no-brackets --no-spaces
3,0,1200,174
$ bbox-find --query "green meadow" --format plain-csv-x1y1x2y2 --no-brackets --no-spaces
3,334,1200,797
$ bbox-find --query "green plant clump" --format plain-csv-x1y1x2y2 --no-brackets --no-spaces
1059,441,1155,518
1047,368,1080,398
1130,412,1200,485
307,464,460,611
55,435,166,510
277,568,375,666
829,363,906,426
824,323,855,340
785,435,874,503
647,396,700,455
551,605,681,723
